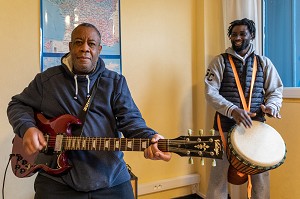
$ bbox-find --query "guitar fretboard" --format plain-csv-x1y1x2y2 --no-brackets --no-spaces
46,136,169,152
42,134,223,159
65,137,153,151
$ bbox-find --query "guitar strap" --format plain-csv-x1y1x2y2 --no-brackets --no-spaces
218,54,257,199
75,74,102,136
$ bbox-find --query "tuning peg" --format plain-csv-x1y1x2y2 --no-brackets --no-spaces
212,159,216,167
210,129,215,136
189,157,194,164
200,157,205,166
198,129,204,136
187,129,193,136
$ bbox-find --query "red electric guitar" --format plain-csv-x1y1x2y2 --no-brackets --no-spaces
11,113,223,178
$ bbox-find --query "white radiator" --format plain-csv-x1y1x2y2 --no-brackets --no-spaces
138,173,200,196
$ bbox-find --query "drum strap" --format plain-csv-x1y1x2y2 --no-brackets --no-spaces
217,114,227,151
228,55,257,112
217,54,258,199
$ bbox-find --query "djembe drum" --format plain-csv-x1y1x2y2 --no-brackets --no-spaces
227,121,286,184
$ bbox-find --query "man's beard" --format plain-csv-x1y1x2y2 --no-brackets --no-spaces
231,40,250,53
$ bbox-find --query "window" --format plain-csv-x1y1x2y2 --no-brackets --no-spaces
263,0,300,98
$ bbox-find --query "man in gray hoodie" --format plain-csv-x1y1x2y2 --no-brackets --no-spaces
205,18,283,199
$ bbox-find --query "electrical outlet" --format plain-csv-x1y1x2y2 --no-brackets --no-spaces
192,183,199,194
153,184,163,190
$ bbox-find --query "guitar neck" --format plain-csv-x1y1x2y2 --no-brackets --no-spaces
45,135,223,159
50,136,163,152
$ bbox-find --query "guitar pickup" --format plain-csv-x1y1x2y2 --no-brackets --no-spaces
54,135,64,152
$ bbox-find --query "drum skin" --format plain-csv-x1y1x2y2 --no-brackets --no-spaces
227,121,286,184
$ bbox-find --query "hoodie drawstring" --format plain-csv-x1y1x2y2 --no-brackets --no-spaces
74,75,78,99
86,75,90,98
73,75,91,99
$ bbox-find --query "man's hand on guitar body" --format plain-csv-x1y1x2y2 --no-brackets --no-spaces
144,134,172,162
23,127,47,155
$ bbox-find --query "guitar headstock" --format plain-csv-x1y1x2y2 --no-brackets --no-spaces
167,135,223,160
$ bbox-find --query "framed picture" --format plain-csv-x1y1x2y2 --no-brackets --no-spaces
40,0,121,73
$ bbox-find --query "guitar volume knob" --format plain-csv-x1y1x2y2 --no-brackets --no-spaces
17,154,23,161
20,168,26,174
22,160,28,165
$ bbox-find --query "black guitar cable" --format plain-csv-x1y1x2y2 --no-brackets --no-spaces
2,154,13,199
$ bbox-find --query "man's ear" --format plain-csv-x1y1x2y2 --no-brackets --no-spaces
98,45,102,55
69,42,72,51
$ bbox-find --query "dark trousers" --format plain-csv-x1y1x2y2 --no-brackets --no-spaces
34,175,134,199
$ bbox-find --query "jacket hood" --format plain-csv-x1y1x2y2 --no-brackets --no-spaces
225,43,255,62
61,53,106,80
61,53,106,99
